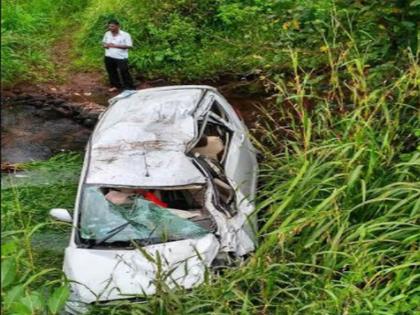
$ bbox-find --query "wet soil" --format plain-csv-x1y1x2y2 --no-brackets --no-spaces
1,102,91,163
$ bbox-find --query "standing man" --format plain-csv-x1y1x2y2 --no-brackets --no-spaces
102,19,135,92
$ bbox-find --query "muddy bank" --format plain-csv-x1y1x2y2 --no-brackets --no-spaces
1,92,106,164
1,103,91,164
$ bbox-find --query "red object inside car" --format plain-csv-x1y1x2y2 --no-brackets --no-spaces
135,190,168,208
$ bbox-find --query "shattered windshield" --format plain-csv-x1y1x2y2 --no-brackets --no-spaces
79,186,210,245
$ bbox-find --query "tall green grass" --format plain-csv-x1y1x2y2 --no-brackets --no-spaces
1,153,82,314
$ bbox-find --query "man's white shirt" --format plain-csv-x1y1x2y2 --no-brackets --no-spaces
102,30,132,59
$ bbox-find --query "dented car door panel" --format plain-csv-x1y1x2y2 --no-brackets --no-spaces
207,93,258,201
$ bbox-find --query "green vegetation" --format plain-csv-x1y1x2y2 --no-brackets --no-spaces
73,0,419,81
2,0,418,85
1,0,88,86
1,153,82,314
1,0,419,314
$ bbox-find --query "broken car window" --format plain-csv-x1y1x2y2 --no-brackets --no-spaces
209,100,229,122
191,121,232,164
79,186,211,246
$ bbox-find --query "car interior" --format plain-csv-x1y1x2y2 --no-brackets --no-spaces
100,186,216,231
191,100,232,164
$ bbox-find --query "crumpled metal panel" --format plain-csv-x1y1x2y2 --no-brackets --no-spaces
202,186,256,256
64,234,220,304
86,89,206,186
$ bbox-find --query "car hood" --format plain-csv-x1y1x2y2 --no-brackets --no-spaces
64,234,219,304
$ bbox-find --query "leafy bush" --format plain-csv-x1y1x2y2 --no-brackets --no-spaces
1,0,88,86
72,0,419,80
3,0,418,84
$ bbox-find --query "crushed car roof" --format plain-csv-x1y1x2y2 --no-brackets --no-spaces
85,87,213,187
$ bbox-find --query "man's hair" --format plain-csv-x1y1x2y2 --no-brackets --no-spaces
108,19,120,26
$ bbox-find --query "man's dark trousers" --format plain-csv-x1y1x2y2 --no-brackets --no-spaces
104,56,134,89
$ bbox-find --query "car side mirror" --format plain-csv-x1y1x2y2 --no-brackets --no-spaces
49,208,72,223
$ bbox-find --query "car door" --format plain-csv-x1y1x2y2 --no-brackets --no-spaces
208,93,258,202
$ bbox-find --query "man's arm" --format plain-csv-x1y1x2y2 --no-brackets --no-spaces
108,33,133,49
106,43,132,49
102,32,109,48
102,32,109,49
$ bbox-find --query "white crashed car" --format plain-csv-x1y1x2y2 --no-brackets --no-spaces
50,85,258,313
